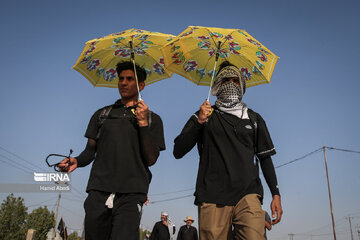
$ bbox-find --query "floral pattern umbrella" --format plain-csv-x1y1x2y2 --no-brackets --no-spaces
161,26,279,98
73,28,175,88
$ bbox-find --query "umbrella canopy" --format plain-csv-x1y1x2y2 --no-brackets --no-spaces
73,28,175,88
161,26,279,91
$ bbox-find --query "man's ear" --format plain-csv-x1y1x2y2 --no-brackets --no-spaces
139,81,145,91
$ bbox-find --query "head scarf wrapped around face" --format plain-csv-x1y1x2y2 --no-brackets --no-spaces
212,65,249,119
212,65,246,97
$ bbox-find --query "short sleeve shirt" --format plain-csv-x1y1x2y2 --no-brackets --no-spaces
84,99,165,194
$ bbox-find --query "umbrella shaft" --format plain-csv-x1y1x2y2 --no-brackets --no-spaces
207,60,218,101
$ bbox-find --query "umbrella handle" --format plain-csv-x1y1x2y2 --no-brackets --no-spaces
208,107,214,117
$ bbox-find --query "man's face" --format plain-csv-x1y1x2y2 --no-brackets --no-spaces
186,220,192,227
118,69,145,100
161,214,167,221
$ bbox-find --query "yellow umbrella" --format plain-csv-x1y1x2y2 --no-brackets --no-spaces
73,28,175,99
161,26,279,100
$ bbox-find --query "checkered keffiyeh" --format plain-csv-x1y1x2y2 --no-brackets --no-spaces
215,81,242,108
213,66,248,118
212,65,246,97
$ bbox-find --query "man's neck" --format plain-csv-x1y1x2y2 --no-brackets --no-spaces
121,97,138,107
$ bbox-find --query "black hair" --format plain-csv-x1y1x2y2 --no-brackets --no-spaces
217,60,246,94
116,61,147,83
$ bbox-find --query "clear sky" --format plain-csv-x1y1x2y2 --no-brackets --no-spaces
1,0,360,239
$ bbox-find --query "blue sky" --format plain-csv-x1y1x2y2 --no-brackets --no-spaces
1,0,360,239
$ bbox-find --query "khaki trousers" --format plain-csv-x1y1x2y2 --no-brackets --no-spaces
198,194,265,240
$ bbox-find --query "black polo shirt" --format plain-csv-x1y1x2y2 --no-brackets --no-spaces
84,99,165,194
174,107,275,206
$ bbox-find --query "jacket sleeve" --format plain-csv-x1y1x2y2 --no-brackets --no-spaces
173,113,204,159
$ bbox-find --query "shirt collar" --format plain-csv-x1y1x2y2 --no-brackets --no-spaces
114,99,137,110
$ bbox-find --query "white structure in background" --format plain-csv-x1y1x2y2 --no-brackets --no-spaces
46,228,62,240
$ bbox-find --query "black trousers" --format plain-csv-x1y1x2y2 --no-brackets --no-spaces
84,190,146,240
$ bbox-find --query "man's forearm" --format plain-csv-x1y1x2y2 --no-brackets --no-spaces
76,139,96,167
259,156,280,196
139,126,160,166
173,117,203,159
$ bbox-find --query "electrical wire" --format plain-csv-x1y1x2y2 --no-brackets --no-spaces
275,147,323,169
148,146,360,203
326,146,360,154
149,187,194,196
149,194,193,204
27,197,58,208
0,145,47,172
0,155,33,175
59,205,84,218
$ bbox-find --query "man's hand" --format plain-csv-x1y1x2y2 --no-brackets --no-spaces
145,195,149,206
270,195,283,225
58,157,78,173
135,100,149,127
265,220,272,231
162,220,168,227
198,100,212,124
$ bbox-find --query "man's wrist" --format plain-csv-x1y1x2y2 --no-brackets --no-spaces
272,194,281,199
138,120,148,127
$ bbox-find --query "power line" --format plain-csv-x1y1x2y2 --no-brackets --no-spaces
0,153,34,173
27,197,58,208
62,196,85,203
0,145,47,172
149,146,360,203
59,205,84,218
149,187,194,196
69,185,87,199
326,146,360,154
274,145,360,170
0,155,33,175
0,146,87,199
149,194,193,204
275,147,323,169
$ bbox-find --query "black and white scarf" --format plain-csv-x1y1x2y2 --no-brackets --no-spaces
212,66,248,119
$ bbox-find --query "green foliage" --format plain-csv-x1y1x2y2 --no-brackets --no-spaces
0,193,28,240
26,206,55,240
67,231,82,240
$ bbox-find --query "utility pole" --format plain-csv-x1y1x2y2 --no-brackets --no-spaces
347,216,354,240
52,181,67,240
323,145,337,240
288,233,294,240
357,225,360,240
52,188,61,240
